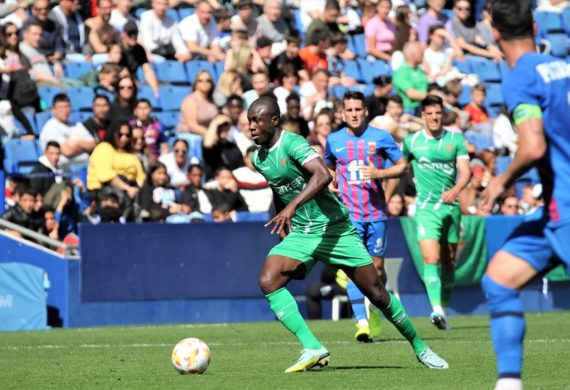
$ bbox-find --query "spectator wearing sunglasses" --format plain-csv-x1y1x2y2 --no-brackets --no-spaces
159,139,195,189
109,75,137,123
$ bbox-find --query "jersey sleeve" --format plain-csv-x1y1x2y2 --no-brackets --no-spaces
287,133,320,166
502,63,543,113
379,131,404,163
323,139,336,167
454,133,469,159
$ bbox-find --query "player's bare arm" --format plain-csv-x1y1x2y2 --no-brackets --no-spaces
481,116,545,211
326,164,340,194
441,158,471,204
359,157,407,181
265,158,333,235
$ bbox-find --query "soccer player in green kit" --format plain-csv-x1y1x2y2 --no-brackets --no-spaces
402,95,471,330
248,96,448,372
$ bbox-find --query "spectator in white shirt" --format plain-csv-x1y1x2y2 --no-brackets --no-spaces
39,94,96,169
109,0,137,33
159,139,195,189
139,0,190,62
178,0,224,63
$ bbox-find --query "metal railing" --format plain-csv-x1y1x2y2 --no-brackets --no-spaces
0,218,79,258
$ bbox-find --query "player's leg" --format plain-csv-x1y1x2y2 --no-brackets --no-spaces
345,264,448,369
440,208,460,318
367,220,389,339
345,220,372,341
483,252,537,390
483,217,555,390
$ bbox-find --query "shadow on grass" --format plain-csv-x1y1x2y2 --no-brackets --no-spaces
321,365,407,371
448,325,489,330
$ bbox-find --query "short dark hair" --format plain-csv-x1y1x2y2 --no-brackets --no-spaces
135,98,152,108
93,94,110,104
387,94,403,106
187,164,202,174
490,0,534,41
45,141,60,150
324,0,340,11
250,96,280,118
311,28,329,46
342,90,366,106
330,31,348,46
226,94,243,107
286,92,301,104
286,33,301,46
421,95,444,111
52,93,70,107
24,21,42,33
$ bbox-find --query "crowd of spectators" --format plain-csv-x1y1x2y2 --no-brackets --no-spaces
1,0,564,245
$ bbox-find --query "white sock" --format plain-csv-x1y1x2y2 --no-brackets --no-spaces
432,305,445,315
494,378,522,390
357,319,369,326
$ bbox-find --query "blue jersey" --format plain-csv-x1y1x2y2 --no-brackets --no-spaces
502,53,570,226
324,126,403,222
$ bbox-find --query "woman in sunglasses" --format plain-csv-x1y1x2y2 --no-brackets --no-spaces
109,74,137,122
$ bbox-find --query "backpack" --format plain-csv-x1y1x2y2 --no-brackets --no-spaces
9,70,41,109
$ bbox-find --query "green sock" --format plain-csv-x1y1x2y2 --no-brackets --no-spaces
423,264,442,309
441,268,455,308
381,293,427,355
266,288,322,350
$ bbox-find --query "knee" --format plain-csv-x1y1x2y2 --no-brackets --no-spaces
482,274,522,314
258,270,277,295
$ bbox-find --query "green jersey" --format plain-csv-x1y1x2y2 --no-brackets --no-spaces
403,129,469,209
251,131,349,234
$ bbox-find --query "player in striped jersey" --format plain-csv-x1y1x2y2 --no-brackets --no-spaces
325,91,407,342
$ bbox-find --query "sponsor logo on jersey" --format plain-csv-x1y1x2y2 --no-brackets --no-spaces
274,176,306,195
417,157,454,175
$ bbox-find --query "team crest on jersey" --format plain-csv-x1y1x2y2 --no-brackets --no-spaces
281,157,287,167
446,144,452,151
367,141,376,155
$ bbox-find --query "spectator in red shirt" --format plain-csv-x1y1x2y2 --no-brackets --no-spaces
463,83,489,125
298,28,330,78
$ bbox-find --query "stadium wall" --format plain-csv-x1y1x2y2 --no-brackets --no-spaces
1,217,569,328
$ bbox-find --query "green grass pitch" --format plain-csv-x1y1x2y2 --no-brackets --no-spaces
1,312,569,389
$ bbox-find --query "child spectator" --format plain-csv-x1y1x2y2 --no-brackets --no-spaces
83,95,111,143
131,127,148,170
500,195,519,216
281,93,310,138
269,33,308,84
139,161,183,222
130,98,167,161
202,115,244,180
180,164,212,215
203,166,248,215
1,187,40,236
463,83,490,125
232,146,273,213
387,193,407,217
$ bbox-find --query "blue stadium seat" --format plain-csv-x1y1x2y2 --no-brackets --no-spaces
546,33,568,57
185,60,217,84
69,111,91,124
155,111,180,132
464,132,493,152
331,85,347,99
234,212,270,222
158,85,190,111
35,111,53,132
178,7,195,20
453,59,472,74
3,139,41,174
155,60,189,84
486,105,501,119
343,60,362,82
38,86,65,109
485,83,503,106
23,112,38,135
356,59,391,84
535,11,564,37
495,156,512,175
166,8,180,22
458,85,472,107
169,132,203,161
498,60,510,78
134,7,147,19
351,34,367,58
471,60,501,82
562,7,570,35
214,61,224,80
291,9,304,36
65,62,93,79
137,86,160,110
136,66,148,85
348,84,375,97
66,87,95,111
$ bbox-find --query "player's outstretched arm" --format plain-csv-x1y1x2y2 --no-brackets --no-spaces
481,116,546,212
265,158,333,235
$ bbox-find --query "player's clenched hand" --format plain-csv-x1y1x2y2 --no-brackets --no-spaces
480,176,506,214
265,204,295,235
441,188,459,204
358,157,381,181
328,180,340,196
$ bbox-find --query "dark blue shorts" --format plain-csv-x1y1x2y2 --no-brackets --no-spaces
501,210,570,274
350,219,387,257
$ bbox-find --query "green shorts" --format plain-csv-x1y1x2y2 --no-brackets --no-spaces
268,221,373,274
415,204,461,243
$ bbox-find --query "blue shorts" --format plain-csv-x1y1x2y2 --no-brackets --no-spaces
350,219,387,257
501,210,570,274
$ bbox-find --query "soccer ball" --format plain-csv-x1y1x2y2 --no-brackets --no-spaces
171,338,211,374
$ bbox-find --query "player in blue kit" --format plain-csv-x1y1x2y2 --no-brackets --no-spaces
325,91,407,342
480,1,570,389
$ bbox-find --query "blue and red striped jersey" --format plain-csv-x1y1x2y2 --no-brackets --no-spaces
324,126,403,222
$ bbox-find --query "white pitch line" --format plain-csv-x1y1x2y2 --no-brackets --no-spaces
2,339,570,351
